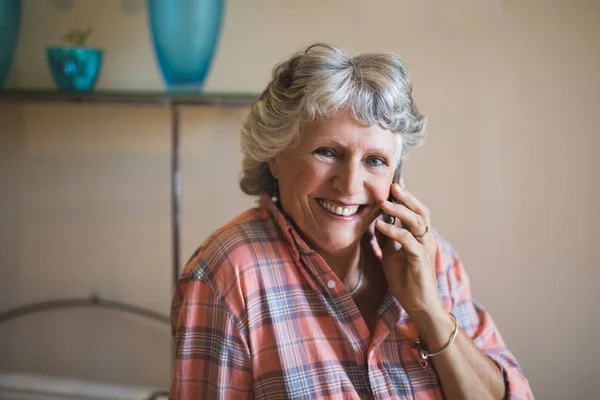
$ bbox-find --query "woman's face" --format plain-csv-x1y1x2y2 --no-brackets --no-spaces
269,113,398,256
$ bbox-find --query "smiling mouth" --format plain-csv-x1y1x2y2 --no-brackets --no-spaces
316,199,366,217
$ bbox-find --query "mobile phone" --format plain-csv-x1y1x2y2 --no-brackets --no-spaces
382,159,402,225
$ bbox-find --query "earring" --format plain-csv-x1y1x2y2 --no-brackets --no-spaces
271,180,279,203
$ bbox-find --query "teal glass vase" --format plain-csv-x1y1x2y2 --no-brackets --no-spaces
147,0,224,91
46,47,103,92
0,0,21,90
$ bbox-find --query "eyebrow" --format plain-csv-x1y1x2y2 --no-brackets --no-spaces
315,138,394,155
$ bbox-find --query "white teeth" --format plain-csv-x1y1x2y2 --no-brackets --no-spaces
318,199,360,216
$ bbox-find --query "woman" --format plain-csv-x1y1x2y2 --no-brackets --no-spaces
170,43,533,399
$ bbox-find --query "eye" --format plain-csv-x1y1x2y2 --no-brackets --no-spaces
366,156,387,167
314,147,337,158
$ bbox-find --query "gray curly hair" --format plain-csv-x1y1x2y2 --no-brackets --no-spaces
239,43,427,197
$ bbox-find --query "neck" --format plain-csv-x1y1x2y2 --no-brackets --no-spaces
320,241,363,289
275,201,365,289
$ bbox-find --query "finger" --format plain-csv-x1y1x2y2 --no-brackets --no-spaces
391,184,431,233
380,200,428,240
375,222,400,254
375,219,422,258
391,183,430,222
375,211,404,253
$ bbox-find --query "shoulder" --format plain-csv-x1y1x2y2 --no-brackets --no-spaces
431,228,472,303
178,205,289,297
432,228,460,274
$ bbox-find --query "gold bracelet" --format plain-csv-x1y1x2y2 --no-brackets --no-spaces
415,312,459,368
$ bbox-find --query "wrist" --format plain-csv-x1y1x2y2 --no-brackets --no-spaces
408,303,447,328
410,306,455,350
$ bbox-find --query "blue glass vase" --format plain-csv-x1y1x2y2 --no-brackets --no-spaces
147,0,224,91
46,47,103,92
0,0,21,90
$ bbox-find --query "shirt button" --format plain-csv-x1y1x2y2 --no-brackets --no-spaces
327,280,336,289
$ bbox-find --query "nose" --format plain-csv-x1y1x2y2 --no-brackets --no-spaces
331,158,364,196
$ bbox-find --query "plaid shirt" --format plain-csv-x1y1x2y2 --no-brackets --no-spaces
170,195,533,399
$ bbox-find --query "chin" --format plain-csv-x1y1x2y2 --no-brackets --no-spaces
316,233,362,254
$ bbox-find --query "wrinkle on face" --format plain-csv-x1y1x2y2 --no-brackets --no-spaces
269,113,399,259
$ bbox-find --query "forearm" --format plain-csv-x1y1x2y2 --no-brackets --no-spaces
411,307,506,400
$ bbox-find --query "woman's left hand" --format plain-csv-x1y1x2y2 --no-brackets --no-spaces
375,181,442,318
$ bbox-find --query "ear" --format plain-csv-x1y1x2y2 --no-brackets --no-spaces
268,157,278,179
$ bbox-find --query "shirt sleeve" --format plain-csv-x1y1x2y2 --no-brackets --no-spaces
440,238,535,400
170,271,254,399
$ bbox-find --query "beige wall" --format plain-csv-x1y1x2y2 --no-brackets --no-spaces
1,0,599,398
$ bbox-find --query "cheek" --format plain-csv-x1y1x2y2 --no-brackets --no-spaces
295,163,330,190
281,160,329,195
367,175,393,202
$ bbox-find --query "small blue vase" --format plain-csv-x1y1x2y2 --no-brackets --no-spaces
46,47,103,92
147,0,224,91
0,0,21,90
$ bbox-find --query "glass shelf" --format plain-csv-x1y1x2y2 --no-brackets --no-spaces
0,88,259,106
0,87,259,288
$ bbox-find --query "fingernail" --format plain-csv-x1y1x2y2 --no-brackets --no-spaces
400,177,405,188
